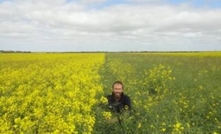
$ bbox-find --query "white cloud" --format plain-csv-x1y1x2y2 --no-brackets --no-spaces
126,0,162,3
0,0,221,51
80,0,107,4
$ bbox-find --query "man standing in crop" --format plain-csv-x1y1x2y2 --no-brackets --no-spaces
107,81,131,113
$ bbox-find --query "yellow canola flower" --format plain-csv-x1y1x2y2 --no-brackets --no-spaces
102,112,112,120
100,96,108,104
138,123,142,128
161,128,166,132
173,122,184,133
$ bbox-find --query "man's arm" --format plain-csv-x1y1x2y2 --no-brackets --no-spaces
124,96,131,110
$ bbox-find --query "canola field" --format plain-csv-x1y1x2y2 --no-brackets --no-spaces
0,52,221,134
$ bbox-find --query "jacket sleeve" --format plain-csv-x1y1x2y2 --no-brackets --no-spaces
124,96,131,110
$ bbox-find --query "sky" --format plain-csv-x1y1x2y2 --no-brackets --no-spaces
0,0,221,52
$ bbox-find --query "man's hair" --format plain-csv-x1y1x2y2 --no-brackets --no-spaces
112,81,124,89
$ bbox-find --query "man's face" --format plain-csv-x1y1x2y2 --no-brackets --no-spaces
113,83,123,98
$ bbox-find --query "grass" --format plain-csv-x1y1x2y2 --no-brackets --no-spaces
96,52,221,134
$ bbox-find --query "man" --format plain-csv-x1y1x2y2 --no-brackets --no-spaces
106,81,131,113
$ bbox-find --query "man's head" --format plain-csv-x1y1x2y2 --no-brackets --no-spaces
112,81,124,98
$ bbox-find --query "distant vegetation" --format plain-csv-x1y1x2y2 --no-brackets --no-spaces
0,50,31,53
1,50,220,53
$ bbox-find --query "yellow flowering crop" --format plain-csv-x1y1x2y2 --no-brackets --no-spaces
0,53,105,133
1,52,221,133
102,112,112,120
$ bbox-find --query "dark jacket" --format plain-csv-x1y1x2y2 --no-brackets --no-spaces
106,92,131,113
